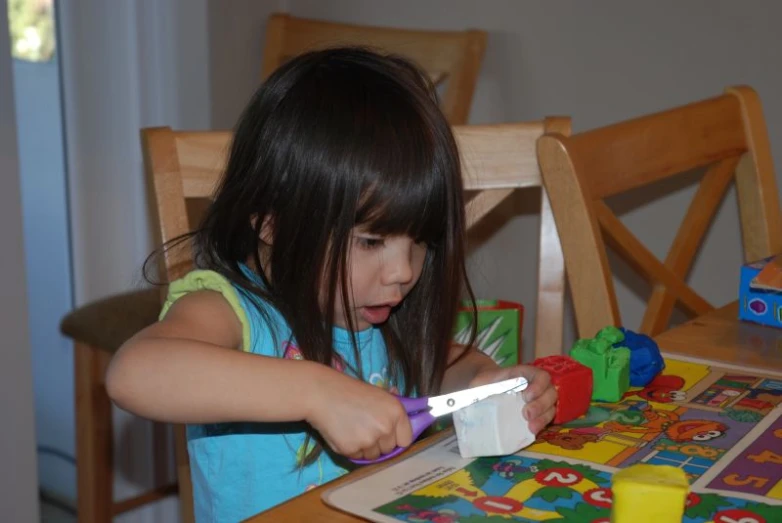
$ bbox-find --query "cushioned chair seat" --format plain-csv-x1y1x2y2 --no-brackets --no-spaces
60,288,162,352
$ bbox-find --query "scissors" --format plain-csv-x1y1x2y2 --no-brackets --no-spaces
350,376,528,464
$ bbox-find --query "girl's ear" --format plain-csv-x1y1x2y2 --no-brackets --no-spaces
251,214,275,245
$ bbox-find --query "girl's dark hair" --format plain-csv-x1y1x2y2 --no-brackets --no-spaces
151,46,476,466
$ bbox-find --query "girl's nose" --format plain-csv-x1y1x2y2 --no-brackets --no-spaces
382,240,414,286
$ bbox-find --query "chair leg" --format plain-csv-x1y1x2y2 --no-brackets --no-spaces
74,342,113,523
152,422,171,488
174,424,195,523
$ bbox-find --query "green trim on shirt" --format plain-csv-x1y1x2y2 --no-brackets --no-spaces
159,270,252,352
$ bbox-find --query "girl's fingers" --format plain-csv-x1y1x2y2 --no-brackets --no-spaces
346,450,364,460
524,385,557,421
521,367,551,402
378,433,398,455
529,405,557,434
541,383,558,408
395,418,414,448
360,444,382,462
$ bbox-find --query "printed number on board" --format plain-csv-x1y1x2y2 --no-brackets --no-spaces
473,496,523,514
714,508,766,523
535,468,583,487
747,450,782,465
583,488,612,508
722,474,769,488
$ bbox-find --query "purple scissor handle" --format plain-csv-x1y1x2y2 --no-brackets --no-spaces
350,376,528,465
350,396,435,465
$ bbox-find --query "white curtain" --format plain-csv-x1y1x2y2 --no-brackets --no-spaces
59,0,211,305
57,1,209,521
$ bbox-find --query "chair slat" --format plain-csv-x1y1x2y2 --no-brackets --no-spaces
567,94,746,200
641,156,739,334
595,202,713,316
456,123,544,190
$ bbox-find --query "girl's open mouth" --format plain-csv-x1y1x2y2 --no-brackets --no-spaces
360,305,392,324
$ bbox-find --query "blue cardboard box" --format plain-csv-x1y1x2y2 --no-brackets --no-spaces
738,256,782,328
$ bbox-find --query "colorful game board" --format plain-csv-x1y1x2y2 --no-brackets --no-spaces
324,356,782,522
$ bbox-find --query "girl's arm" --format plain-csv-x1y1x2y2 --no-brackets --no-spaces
107,290,327,423
107,289,414,461
440,343,498,393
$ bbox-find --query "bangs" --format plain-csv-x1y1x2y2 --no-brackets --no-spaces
354,134,451,244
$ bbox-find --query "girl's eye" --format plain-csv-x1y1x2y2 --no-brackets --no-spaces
356,236,384,249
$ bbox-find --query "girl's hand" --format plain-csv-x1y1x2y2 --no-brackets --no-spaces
305,368,413,462
468,364,557,434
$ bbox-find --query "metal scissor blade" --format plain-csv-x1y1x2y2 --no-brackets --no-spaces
427,376,528,417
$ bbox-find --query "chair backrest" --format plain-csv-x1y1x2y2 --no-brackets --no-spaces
537,85,782,340
261,12,487,124
141,118,571,519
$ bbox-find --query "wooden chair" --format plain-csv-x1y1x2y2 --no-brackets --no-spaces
141,117,570,518
537,85,782,341
261,12,487,125
60,296,172,521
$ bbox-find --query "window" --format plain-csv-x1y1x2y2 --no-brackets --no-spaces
8,0,55,62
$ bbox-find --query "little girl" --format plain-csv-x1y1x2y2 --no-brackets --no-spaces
107,47,557,521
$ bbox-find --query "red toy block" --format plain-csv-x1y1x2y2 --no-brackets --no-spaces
532,355,593,424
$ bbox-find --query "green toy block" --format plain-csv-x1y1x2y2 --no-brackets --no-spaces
596,325,625,345
570,334,631,402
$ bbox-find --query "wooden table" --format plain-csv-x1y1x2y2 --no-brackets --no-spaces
246,302,782,522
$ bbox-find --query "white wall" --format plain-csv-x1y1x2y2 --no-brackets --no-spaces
208,0,286,128
0,0,40,520
281,0,782,354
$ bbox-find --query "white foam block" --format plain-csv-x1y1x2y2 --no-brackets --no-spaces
453,390,535,458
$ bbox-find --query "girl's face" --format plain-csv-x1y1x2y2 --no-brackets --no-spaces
333,228,427,330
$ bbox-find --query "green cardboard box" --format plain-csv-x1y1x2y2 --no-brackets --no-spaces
453,299,524,368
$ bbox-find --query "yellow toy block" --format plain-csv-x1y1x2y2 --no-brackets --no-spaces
611,464,689,523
